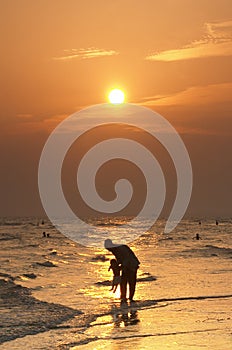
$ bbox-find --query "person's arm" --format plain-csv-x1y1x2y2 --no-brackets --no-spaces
109,247,123,264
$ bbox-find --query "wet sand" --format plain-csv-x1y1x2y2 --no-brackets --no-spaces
1,277,231,349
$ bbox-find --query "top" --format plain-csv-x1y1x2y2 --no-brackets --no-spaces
107,244,140,271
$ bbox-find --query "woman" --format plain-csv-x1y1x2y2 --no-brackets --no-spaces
105,239,140,302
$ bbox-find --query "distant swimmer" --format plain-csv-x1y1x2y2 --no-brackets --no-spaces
193,233,201,240
42,231,46,238
198,221,201,225
105,239,140,302
216,220,219,225
46,233,50,238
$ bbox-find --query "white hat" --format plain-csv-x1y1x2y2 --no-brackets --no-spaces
104,239,121,249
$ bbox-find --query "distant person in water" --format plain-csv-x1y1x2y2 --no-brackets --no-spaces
104,239,140,302
193,233,201,240
198,221,201,225
108,259,121,292
42,231,46,238
216,220,219,225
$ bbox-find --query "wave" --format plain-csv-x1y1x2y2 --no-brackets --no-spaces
0,278,82,344
205,244,232,251
0,233,20,241
0,222,24,226
35,261,58,267
91,255,109,262
16,273,37,281
182,245,232,258
0,273,37,281
95,274,157,286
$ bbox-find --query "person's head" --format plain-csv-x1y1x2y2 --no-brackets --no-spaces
104,239,122,249
104,239,113,249
110,259,118,267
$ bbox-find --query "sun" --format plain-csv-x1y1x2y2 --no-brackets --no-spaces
108,89,125,104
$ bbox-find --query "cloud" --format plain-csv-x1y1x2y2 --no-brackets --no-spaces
205,21,232,41
146,20,232,61
16,113,33,119
141,83,232,107
53,47,119,61
3,113,69,135
140,83,232,136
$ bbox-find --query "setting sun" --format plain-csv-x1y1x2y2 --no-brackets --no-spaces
108,89,125,104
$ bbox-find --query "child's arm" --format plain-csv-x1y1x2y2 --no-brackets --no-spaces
108,266,112,272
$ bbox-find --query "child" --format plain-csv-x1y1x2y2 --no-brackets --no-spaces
108,259,121,293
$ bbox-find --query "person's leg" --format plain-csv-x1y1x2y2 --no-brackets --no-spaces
120,269,127,300
128,268,137,301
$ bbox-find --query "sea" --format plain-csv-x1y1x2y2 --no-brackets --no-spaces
0,217,231,349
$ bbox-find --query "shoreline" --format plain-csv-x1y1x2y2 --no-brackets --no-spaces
0,278,82,345
1,276,232,347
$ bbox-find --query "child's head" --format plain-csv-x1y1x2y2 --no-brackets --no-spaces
110,259,118,267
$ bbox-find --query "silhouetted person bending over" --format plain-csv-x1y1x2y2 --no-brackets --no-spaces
104,239,140,302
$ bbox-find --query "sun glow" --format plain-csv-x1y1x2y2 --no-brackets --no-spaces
108,89,125,104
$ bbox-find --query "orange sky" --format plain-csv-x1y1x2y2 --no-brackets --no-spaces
0,0,232,217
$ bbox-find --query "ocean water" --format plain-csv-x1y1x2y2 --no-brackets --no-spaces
0,217,231,349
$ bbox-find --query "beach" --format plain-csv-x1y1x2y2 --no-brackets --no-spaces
0,218,231,349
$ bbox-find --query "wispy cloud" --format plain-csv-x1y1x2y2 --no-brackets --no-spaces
16,113,33,119
5,113,69,135
141,83,232,107
53,47,119,61
146,20,232,61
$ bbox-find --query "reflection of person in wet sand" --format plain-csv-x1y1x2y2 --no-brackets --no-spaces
104,239,140,302
108,259,121,292
113,308,140,327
